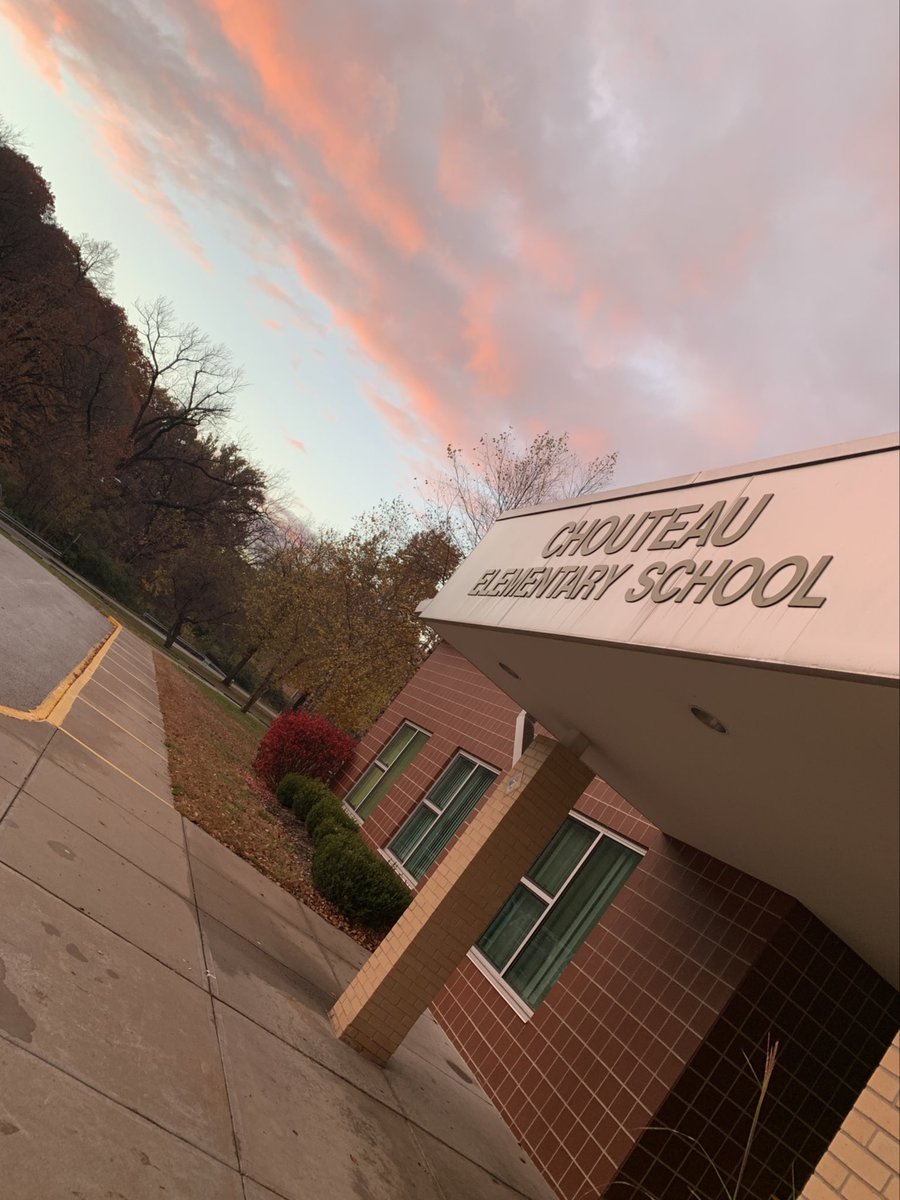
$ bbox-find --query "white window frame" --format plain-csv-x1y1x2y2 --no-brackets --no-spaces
468,811,645,1020
342,720,430,823
383,750,498,880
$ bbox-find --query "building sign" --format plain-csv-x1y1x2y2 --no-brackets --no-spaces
421,441,899,681
468,493,833,609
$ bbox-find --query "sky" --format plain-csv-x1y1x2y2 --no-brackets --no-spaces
0,1,897,531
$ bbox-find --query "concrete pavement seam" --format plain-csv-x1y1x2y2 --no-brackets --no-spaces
182,814,249,1186
53,727,172,805
0,852,205,988
0,724,53,827
0,1026,245,1181
13,786,194,901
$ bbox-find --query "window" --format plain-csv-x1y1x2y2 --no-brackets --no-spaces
344,722,429,820
387,753,497,881
473,816,643,1012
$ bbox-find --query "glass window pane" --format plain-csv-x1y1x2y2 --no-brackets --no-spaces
379,724,418,766
389,805,437,864
527,818,596,897
404,764,496,880
477,885,546,971
426,755,475,810
505,838,642,1009
345,764,384,814
351,729,429,819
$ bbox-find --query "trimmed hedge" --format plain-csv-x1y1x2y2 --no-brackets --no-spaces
275,773,332,820
311,831,411,926
308,805,357,847
305,795,348,840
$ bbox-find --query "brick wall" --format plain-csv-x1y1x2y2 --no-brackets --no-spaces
335,642,899,1200
800,1034,899,1200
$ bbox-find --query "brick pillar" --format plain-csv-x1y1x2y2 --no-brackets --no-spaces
330,735,594,1064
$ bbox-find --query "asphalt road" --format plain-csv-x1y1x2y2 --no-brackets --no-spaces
0,533,111,710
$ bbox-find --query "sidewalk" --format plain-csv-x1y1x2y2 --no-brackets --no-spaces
0,628,557,1200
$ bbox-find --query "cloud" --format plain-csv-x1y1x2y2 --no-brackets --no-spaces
363,383,421,445
5,0,897,486
283,431,306,453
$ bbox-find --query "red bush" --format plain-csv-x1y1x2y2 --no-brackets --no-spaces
253,711,356,791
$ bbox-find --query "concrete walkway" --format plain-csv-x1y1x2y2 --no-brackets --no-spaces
0,628,557,1200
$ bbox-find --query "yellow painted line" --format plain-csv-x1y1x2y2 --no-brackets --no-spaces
88,678,166,733
72,696,169,763
99,655,157,693
54,728,174,807
106,648,151,676
95,663,159,705
107,638,152,667
0,618,120,725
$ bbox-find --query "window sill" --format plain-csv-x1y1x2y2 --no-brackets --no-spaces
378,848,419,889
341,801,365,826
466,949,535,1022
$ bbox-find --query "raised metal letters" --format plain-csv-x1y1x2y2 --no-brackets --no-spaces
471,492,831,609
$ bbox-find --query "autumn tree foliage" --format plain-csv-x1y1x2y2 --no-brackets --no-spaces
226,499,460,729
0,128,266,645
0,132,461,728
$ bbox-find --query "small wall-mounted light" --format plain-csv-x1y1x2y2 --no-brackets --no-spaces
690,705,727,734
498,662,520,680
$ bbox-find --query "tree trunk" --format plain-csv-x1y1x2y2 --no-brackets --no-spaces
241,665,277,713
222,644,258,689
164,613,186,649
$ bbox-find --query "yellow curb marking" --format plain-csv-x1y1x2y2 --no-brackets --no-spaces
54,728,174,808
0,618,120,726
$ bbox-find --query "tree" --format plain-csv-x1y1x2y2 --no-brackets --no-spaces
270,501,461,728
423,428,618,553
123,296,242,471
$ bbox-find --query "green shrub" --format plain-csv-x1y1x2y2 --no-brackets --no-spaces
275,773,332,819
311,832,411,927
309,808,357,846
305,794,347,838
275,773,304,808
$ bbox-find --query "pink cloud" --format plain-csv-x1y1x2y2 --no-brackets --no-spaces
283,432,306,453
363,383,421,444
6,0,897,489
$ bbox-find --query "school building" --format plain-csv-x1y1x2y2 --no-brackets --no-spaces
329,434,900,1199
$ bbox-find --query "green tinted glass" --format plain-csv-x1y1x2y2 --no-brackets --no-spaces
346,726,429,819
527,817,595,897
477,885,546,971
426,755,475,810
404,764,495,879
379,724,420,767
344,764,382,814
388,805,436,863
505,838,641,1008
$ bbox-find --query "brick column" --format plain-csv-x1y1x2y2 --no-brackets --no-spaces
330,735,594,1064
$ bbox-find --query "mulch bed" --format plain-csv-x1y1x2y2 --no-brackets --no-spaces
153,654,382,952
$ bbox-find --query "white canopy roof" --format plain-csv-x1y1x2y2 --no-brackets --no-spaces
421,434,900,986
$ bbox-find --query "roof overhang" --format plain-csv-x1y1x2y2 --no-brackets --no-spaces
420,435,900,987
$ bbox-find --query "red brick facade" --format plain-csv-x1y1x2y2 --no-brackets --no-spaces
336,642,899,1200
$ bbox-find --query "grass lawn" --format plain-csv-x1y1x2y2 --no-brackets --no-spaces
154,654,382,951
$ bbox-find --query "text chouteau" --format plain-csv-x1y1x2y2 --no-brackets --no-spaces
467,493,833,609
